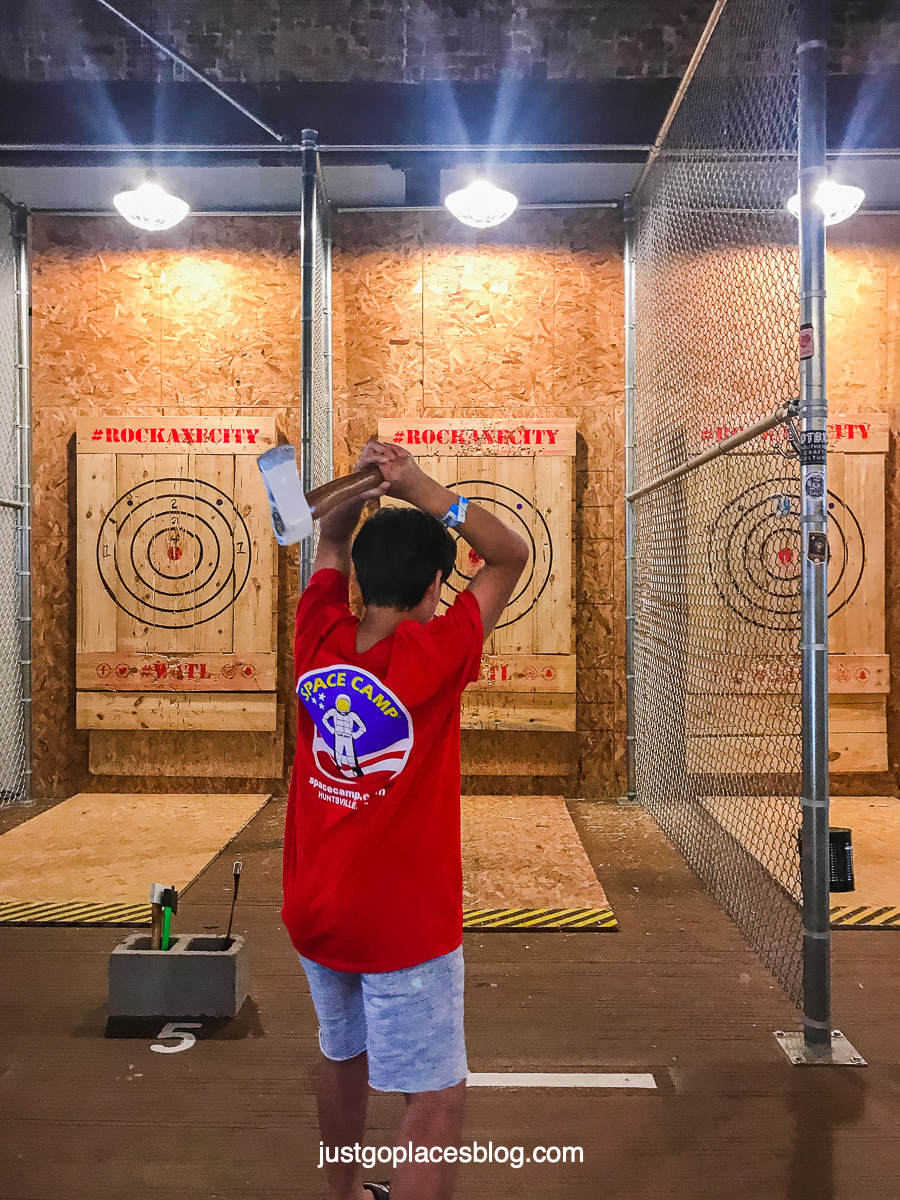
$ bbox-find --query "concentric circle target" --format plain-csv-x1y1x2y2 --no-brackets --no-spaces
97,478,252,629
708,478,865,631
440,479,553,629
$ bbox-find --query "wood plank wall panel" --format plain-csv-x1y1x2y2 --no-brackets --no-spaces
333,211,625,798
31,217,303,798
826,217,900,793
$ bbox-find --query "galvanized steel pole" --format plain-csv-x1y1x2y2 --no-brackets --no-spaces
797,0,831,1050
13,206,32,806
622,194,638,806
298,130,318,591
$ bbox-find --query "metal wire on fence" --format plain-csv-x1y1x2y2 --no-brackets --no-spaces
628,0,806,1005
0,201,29,807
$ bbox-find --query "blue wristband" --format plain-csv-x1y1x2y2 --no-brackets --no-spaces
440,497,469,529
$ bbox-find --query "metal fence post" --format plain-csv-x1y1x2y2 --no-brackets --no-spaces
797,0,831,1053
298,128,318,591
13,205,32,807
622,193,638,806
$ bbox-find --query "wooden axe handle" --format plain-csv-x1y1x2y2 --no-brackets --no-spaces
305,466,385,519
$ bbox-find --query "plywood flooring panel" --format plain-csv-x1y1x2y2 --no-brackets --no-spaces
0,792,269,902
461,794,607,909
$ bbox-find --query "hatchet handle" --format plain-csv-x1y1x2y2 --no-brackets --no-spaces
306,466,385,519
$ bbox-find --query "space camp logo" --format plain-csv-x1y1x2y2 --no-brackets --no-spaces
297,666,414,799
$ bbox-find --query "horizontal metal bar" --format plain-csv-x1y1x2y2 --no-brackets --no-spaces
335,202,621,212
32,203,621,217
0,498,25,510
2,141,899,158
0,142,653,155
626,402,797,503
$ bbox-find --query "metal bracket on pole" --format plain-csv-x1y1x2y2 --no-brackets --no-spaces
774,1029,866,1067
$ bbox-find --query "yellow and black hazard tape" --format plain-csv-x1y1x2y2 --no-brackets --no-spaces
463,906,617,931
831,904,900,929
0,901,152,926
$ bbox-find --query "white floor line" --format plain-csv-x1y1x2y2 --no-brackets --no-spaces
466,1072,657,1089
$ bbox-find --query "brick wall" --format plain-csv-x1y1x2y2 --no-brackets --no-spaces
1,1,893,84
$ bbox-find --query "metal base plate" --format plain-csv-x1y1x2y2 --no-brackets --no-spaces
774,1029,867,1066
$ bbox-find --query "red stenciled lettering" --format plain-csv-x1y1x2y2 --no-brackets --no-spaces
859,423,870,439
409,429,421,444
186,664,196,679
422,429,436,444
496,429,509,444
122,427,135,442
481,429,496,444
522,428,532,445
200,663,209,679
155,663,167,679
508,429,523,445
245,428,259,444
393,429,405,444
108,428,120,443
149,428,163,442
451,429,466,445
436,428,450,445
544,429,558,445
533,430,543,444
500,664,509,681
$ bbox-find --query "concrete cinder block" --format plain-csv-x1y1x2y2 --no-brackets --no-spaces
108,932,250,1018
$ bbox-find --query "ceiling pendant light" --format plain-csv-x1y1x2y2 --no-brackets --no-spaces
113,181,190,231
445,179,518,229
786,179,865,227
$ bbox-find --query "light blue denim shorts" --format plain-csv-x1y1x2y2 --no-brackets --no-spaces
299,945,466,1093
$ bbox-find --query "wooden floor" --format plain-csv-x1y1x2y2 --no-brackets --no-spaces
1,799,898,1199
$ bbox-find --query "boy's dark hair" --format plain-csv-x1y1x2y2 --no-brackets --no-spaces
351,507,456,609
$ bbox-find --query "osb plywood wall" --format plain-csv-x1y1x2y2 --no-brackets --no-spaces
331,211,625,800
31,216,303,799
826,217,900,795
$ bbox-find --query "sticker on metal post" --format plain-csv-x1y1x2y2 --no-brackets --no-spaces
805,472,825,499
800,323,814,360
807,532,828,564
800,430,827,465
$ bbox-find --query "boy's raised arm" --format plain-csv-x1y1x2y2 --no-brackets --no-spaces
363,440,529,638
312,443,390,576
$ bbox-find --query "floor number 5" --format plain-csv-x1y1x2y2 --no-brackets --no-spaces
151,1021,202,1053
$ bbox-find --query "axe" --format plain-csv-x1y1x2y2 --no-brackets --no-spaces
256,444,384,546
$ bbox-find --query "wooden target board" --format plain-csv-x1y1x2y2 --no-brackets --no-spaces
379,418,575,732
76,417,278,733
686,412,888,774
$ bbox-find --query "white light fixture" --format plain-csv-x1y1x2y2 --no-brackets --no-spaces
787,179,865,227
113,181,190,231
445,179,518,229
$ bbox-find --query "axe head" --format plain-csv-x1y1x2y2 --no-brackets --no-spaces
256,444,314,546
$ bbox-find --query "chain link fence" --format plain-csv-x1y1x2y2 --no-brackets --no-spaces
629,0,805,1004
0,201,30,807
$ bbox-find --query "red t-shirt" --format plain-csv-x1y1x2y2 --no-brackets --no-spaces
282,568,483,973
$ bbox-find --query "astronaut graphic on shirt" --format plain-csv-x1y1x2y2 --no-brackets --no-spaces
322,693,366,778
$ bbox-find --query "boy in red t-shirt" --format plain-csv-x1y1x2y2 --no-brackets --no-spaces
284,439,528,1200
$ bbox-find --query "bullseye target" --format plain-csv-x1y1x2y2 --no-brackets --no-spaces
708,477,865,631
96,478,252,629
439,479,553,629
